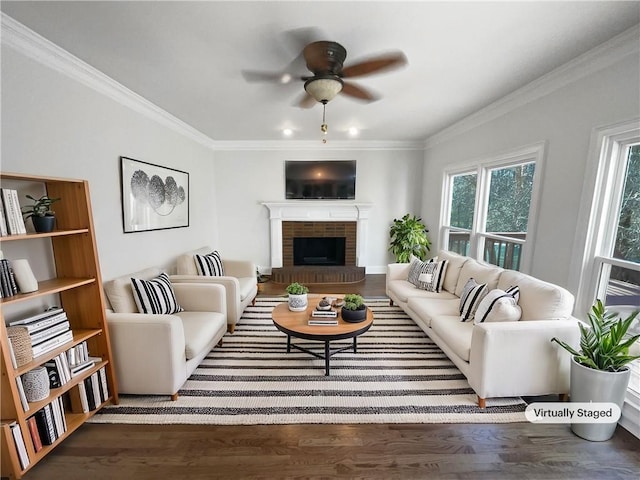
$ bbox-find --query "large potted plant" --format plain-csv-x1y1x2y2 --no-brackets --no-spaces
286,282,309,312
388,214,431,263
341,294,367,323
21,194,60,233
551,300,639,441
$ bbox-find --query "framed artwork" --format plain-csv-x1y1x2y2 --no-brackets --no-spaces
120,156,189,233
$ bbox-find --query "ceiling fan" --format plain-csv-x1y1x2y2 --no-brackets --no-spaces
243,38,408,109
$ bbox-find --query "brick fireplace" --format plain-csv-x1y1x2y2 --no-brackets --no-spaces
262,202,372,284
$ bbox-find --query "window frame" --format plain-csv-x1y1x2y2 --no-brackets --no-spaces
440,143,546,273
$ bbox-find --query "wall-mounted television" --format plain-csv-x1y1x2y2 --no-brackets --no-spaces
285,160,356,200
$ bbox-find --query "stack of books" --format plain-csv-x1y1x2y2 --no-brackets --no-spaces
0,188,27,236
0,258,19,298
8,308,73,359
308,308,339,326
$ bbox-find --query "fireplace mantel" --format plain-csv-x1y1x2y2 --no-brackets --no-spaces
262,201,373,269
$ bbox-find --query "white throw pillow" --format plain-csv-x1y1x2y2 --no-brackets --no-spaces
474,288,522,324
459,278,487,322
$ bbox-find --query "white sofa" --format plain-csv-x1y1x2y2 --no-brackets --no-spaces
104,267,227,400
386,250,580,408
171,247,257,333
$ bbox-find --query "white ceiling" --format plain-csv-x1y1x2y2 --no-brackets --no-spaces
2,1,639,143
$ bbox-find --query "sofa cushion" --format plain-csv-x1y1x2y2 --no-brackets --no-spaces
176,246,212,275
406,297,459,328
238,276,258,302
178,311,226,360
438,250,470,294
389,279,455,304
430,315,474,362
131,272,184,315
474,289,522,324
195,251,225,276
104,267,162,313
459,278,488,322
497,270,575,321
455,259,502,296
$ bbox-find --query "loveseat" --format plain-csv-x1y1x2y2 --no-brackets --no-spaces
104,267,227,400
171,247,257,333
386,250,580,407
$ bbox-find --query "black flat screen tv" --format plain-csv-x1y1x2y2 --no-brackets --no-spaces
285,160,356,200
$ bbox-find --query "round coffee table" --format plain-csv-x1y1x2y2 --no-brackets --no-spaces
272,294,374,375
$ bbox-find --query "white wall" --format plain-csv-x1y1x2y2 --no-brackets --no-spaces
1,46,218,280
213,149,424,273
421,51,640,291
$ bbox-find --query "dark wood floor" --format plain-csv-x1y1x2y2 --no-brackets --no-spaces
19,275,640,480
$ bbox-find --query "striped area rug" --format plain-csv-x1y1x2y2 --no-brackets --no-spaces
91,297,527,424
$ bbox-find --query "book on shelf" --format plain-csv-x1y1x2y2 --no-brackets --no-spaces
90,372,102,406
34,406,56,446
16,377,29,412
67,383,89,414
29,320,70,346
0,196,8,237
31,329,73,358
26,416,43,453
83,377,97,411
49,399,65,439
70,357,96,377
98,366,109,401
9,422,30,469
0,259,18,297
1,189,26,235
8,307,64,327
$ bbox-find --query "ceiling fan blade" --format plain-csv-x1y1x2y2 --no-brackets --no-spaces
341,52,407,78
295,92,318,109
341,82,379,102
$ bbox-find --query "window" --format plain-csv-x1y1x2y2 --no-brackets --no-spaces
575,119,640,434
441,144,543,272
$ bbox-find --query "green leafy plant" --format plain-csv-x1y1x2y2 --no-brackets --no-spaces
551,300,640,372
285,282,308,295
21,195,61,219
389,214,431,263
343,294,365,311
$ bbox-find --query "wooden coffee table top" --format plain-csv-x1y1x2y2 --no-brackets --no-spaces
272,294,373,339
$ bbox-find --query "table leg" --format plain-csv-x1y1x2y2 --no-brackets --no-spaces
287,335,291,353
353,336,357,353
325,341,330,376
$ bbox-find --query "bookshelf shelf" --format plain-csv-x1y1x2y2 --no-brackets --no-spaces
0,172,118,479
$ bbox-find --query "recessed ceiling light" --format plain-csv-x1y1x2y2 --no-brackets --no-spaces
348,127,359,136
280,74,292,84
283,128,293,136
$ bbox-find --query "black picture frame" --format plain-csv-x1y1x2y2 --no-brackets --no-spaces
120,156,189,233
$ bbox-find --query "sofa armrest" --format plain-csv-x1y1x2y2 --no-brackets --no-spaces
172,282,226,318
387,263,411,281
468,319,581,399
170,275,240,327
222,259,256,279
105,312,187,395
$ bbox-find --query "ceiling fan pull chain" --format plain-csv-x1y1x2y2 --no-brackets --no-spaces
321,101,328,143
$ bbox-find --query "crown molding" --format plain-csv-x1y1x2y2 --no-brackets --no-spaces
424,24,640,149
1,13,217,150
211,140,425,151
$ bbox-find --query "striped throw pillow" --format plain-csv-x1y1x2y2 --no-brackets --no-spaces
416,260,448,292
131,272,183,314
194,251,225,276
474,288,522,324
459,278,488,322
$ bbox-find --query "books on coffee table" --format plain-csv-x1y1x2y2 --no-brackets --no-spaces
308,318,339,326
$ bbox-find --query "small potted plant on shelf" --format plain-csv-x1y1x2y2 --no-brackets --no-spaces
21,194,60,233
286,282,309,312
341,294,367,323
551,299,640,441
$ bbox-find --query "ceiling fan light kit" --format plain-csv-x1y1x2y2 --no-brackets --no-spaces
304,76,344,103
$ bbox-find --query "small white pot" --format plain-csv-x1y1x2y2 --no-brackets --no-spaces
288,293,308,312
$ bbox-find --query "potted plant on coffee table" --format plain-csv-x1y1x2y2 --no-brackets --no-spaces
341,294,367,323
286,282,309,312
551,299,640,441
21,194,60,233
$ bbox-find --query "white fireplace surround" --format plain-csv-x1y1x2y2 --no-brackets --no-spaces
262,202,373,270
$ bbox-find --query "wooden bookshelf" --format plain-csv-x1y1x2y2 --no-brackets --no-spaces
0,172,118,479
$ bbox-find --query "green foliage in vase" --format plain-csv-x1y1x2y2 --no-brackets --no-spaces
285,282,308,295
551,300,640,372
21,195,60,219
343,294,365,311
388,214,431,263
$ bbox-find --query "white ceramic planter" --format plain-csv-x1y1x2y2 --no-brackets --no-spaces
288,293,308,312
